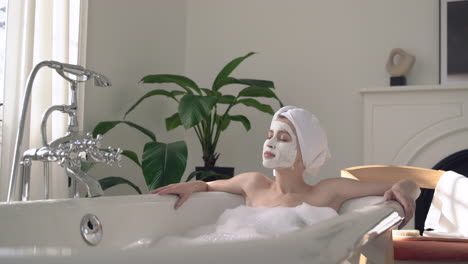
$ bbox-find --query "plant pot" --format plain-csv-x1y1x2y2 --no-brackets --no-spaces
195,166,235,182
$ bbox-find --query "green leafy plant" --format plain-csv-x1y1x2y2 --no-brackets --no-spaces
99,176,142,194
93,52,282,190
74,162,142,195
92,121,188,191
129,52,283,166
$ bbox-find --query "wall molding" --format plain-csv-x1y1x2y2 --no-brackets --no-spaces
362,85,468,168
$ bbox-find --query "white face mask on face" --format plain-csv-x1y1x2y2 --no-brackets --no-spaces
262,121,297,169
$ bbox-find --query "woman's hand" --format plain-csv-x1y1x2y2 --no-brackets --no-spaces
149,181,208,209
383,179,421,229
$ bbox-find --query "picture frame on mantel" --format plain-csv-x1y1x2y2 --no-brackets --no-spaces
440,0,468,84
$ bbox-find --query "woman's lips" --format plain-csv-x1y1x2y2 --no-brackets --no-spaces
263,151,275,159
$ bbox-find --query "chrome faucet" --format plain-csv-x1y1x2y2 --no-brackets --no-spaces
59,133,122,198
7,61,120,202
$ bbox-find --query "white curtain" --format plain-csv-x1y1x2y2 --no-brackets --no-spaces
0,0,88,201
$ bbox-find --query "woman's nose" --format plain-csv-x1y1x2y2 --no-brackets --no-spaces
267,140,276,149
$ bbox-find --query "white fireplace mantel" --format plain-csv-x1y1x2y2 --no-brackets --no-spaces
361,84,468,168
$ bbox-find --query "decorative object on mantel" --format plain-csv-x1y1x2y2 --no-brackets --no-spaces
440,0,468,84
386,48,415,86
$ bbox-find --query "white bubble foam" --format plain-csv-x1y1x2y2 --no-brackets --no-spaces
155,203,338,247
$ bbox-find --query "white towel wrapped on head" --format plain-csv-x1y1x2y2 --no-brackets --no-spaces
424,170,468,238
271,106,331,179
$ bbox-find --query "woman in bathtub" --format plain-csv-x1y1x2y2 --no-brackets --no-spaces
150,106,420,230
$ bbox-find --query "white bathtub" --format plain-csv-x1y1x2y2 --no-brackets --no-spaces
0,192,403,264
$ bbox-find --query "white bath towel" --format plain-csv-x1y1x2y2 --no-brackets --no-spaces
424,170,468,238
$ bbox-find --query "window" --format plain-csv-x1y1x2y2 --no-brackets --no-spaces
0,0,7,161
0,0,87,201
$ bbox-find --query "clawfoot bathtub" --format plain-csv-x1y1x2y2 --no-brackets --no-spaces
0,192,403,264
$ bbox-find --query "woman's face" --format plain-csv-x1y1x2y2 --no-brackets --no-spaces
262,119,298,169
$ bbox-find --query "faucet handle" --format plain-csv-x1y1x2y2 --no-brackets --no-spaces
89,134,103,148
95,134,103,141
103,147,122,167
81,133,102,150
53,133,122,168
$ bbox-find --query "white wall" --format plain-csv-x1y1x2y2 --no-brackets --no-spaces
85,0,439,194
84,0,187,194
185,0,439,183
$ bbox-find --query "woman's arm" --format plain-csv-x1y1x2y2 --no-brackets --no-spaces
206,172,267,194
320,178,420,228
382,179,421,228
149,181,208,209
150,172,262,209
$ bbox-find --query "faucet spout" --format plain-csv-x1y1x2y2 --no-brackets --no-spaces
65,166,104,198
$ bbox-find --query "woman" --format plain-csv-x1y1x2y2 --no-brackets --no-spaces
150,106,420,229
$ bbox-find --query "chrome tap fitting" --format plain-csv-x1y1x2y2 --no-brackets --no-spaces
53,133,122,198
7,61,114,202
19,133,122,200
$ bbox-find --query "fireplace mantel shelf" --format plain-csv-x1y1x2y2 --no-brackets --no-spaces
361,85,468,168
361,84,468,94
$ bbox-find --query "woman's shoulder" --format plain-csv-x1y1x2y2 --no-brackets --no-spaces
304,178,352,210
313,177,371,200
235,172,272,190
315,177,356,188
236,171,271,182
309,178,354,198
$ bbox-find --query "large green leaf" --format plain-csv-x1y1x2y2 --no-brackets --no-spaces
215,114,251,132
178,94,217,128
185,170,231,182
185,171,204,182
238,86,283,106
92,121,156,142
237,79,275,89
140,74,201,95
121,150,141,167
171,90,186,96
124,89,181,119
236,99,274,115
212,52,255,91
211,77,239,89
228,115,251,131
201,88,222,97
215,114,231,131
217,95,236,104
99,176,142,194
142,141,187,190
216,77,275,89
165,112,182,131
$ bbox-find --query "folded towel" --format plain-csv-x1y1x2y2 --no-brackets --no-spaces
423,231,468,239
424,171,468,238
